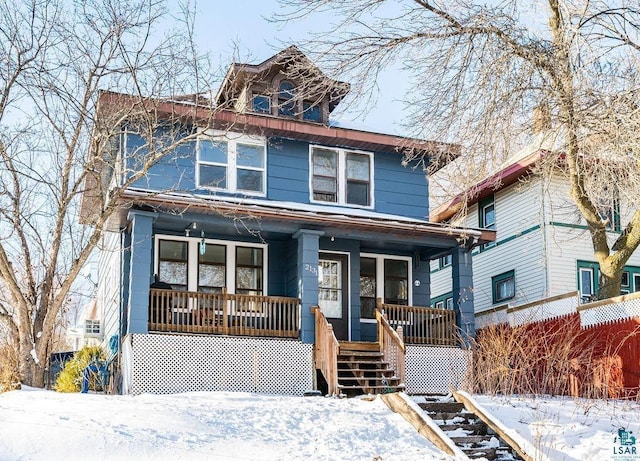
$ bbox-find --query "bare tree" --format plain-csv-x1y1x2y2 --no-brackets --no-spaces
0,0,214,387
276,0,640,299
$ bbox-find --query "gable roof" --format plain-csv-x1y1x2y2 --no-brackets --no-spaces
215,46,350,113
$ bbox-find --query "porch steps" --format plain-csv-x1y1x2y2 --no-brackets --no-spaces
337,341,404,396
418,397,523,460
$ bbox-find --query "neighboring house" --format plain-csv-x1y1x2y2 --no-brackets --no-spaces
66,299,102,351
429,135,640,314
83,46,493,395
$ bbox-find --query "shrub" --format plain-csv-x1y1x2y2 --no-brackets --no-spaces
0,339,20,393
55,345,105,393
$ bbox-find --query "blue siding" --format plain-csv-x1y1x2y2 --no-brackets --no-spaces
374,152,429,219
129,133,430,221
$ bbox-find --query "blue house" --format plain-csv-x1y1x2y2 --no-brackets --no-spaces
85,47,493,395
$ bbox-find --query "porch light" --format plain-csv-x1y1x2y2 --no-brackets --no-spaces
184,222,197,237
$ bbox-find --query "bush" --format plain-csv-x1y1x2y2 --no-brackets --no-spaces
55,345,105,393
0,339,20,393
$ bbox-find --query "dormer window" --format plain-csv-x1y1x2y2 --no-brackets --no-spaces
252,94,271,114
278,81,296,117
303,101,321,122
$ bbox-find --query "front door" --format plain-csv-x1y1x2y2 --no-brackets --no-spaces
318,253,349,340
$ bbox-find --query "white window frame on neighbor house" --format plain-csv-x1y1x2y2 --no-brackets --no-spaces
359,253,412,323
85,320,101,336
153,235,268,295
309,145,374,208
196,129,266,196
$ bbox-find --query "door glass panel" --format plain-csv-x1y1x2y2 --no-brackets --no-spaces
384,259,408,305
359,257,376,319
319,259,342,318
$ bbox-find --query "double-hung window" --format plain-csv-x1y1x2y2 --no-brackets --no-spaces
479,195,496,249
197,132,266,195
311,146,373,207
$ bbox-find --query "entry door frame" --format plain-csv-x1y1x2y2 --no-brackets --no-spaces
318,251,351,341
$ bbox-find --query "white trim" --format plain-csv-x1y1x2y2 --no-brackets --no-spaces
153,234,268,295
309,144,375,209
196,129,266,196
319,250,352,341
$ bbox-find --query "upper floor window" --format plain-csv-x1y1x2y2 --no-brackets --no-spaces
439,254,452,269
492,270,515,304
85,320,101,335
197,132,266,195
278,81,296,117
311,146,373,207
252,94,271,114
479,195,496,249
303,101,321,122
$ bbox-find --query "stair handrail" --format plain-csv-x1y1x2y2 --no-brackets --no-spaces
312,305,339,395
375,306,406,386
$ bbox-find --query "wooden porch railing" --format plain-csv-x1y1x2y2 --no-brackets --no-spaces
312,305,339,395
377,299,457,346
375,308,406,386
149,288,300,338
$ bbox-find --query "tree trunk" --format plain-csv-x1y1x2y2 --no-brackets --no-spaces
597,258,624,300
18,339,46,388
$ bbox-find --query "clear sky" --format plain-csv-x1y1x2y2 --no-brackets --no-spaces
192,1,409,135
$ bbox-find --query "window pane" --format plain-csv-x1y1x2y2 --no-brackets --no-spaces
347,153,370,180
483,203,495,228
313,149,337,177
237,144,264,168
159,240,187,261
278,81,296,116
580,269,593,295
199,244,225,264
347,181,369,206
200,140,227,164
237,169,264,192
313,176,337,194
237,247,262,266
199,164,227,188
303,102,321,121
159,261,187,287
237,267,262,292
252,95,271,113
199,265,225,289
385,259,408,278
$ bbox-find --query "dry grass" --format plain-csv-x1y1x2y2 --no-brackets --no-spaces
0,337,21,393
464,315,622,399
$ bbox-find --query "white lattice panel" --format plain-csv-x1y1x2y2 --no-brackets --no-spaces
475,309,509,329
405,346,470,394
580,297,640,328
510,295,578,326
123,334,314,395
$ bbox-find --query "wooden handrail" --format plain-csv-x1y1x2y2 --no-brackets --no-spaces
312,306,339,396
376,307,406,386
148,288,300,338
378,299,457,346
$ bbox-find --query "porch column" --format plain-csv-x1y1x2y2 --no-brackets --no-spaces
126,210,158,334
452,246,475,344
294,229,324,343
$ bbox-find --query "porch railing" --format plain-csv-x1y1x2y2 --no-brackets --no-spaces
377,299,457,346
312,305,339,395
375,308,406,386
149,288,300,338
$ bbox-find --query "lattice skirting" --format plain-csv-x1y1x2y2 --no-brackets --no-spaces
405,346,470,394
122,334,314,395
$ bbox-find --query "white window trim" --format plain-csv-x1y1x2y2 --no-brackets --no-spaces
579,267,594,298
360,253,412,324
309,145,375,209
196,129,267,196
154,234,268,295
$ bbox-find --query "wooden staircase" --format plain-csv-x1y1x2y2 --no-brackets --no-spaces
418,397,523,460
336,341,405,396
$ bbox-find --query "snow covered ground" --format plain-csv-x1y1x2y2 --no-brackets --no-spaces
0,387,452,461
476,394,640,461
2,388,640,461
